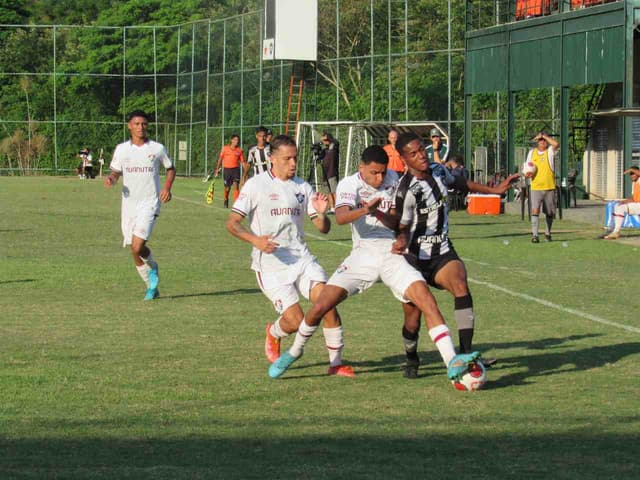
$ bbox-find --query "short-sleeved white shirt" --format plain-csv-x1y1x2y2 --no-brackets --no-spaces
232,170,320,273
109,139,173,215
334,170,399,250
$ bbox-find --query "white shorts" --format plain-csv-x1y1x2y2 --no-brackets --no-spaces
255,255,328,315
121,202,158,246
327,247,425,303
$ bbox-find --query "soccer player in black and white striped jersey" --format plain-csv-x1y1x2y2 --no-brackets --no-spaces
242,126,271,184
393,132,517,379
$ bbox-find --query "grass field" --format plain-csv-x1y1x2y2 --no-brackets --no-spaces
1,176,639,479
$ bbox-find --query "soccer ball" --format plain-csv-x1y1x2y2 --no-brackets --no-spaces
452,360,487,391
522,161,537,176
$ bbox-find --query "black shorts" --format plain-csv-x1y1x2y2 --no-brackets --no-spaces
223,167,241,187
409,248,461,289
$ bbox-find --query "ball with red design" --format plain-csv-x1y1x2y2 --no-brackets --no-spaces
452,360,487,391
522,161,537,177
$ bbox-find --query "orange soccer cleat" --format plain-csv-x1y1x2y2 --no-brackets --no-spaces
264,323,281,363
327,365,356,378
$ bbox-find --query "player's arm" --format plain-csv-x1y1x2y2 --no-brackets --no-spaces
226,211,278,253
241,150,252,184
465,173,519,195
214,150,224,176
104,170,121,188
374,207,400,231
310,192,331,234
335,197,382,226
392,223,410,254
159,167,176,203
541,132,559,151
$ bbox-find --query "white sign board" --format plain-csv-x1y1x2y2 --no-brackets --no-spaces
264,0,317,61
178,141,187,161
262,38,275,60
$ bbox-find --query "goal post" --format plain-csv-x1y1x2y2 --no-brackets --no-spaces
295,121,449,190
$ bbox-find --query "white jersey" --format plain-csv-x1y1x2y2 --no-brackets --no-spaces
246,144,271,176
232,170,320,273
334,170,399,250
110,139,174,215
396,173,453,260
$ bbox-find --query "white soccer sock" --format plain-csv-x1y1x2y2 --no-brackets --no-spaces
136,264,150,288
323,326,344,367
141,251,157,270
270,317,288,339
428,324,456,366
289,320,318,358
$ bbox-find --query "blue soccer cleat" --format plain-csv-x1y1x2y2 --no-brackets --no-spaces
268,350,301,379
144,288,160,301
148,263,159,290
447,351,481,380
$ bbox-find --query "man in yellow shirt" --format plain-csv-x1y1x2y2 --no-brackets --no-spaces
524,132,559,243
604,166,640,239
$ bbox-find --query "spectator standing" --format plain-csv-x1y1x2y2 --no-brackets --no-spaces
321,132,340,212
383,129,406,176
525,131,559,243
425,128,449,165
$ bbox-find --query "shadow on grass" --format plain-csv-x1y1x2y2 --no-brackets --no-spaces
159,288,261,300
276,334,633,386
1,431,638,479
486,341,640,390
0,279,36,285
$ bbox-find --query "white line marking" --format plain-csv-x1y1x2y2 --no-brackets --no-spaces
175,195,639,334
468,278,640,334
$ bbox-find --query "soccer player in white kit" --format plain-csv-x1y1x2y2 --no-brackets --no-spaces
226,135,354,377
104,110,175,301
269,145,480,383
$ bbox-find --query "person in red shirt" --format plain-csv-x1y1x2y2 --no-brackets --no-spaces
214,134,246,208
383,129,405,176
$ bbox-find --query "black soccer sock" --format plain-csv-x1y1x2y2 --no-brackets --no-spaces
455,294,475,353
402,326,419,362
545,214,553,235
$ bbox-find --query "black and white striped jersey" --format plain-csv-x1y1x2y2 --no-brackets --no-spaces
396,173,455,260
246,144,271,176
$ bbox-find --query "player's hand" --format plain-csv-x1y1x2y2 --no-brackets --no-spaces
432,137,440,149
311,192,329,214
254,235,279,253
214,169,220,177
104,175,116,188
496,173,520,194
159,188,172,203
363,197,383,214
391,235,407,255
524,172,534,179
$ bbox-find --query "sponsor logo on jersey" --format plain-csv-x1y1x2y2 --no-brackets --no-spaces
418,200,444,214
270,207,301,216
269,193,279,201
125,166,155,173
417,233,446,244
